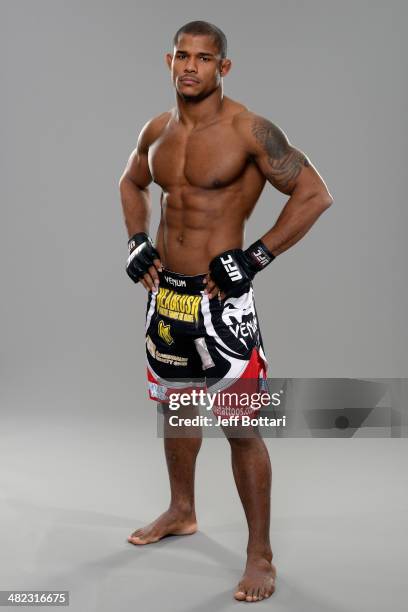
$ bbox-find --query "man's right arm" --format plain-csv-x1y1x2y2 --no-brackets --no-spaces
119,117,164,290
119,120,155,237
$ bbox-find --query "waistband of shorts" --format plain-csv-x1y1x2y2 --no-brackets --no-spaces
158,268,206,294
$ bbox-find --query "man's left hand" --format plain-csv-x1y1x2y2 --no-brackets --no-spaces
203,275,226,300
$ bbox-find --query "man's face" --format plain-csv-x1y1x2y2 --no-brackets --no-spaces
166,34,230,100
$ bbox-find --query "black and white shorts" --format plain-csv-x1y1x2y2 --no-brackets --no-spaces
145,268,268,415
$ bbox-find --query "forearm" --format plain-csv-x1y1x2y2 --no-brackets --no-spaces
120,176,152,238
260,190,332,256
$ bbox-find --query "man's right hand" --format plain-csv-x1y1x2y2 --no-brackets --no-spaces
126,233,162,291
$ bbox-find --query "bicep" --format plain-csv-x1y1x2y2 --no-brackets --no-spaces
249,116,319,196
121,146,152,189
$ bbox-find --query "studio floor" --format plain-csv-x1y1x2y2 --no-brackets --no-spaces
1,409,407,611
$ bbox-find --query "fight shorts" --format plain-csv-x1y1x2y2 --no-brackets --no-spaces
145,268,269,416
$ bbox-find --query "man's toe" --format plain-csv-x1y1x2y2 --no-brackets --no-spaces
245,589,255,602
234,587,247,601
128,534,145,544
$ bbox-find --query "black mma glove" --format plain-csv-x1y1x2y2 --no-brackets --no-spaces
209,239,275,294
126,232,160,283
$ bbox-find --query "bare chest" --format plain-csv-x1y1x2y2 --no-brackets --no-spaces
148,124,248,190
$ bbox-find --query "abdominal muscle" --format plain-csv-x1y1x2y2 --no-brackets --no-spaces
155,189,250,275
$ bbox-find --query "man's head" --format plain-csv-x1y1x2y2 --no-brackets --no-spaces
166,21,231,102
173,21,227,58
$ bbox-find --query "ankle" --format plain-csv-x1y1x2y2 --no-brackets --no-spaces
168,501,196,518
246,545,273,563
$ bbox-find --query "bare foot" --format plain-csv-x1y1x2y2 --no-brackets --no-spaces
234,557,277,602
127,509,197,545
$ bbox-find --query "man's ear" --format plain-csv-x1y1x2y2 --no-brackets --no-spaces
219,58,232,77
165,53,173,70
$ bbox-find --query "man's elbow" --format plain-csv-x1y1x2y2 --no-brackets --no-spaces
119,172,135,191
321,192,334,210
310,189,334,212
119,173,148,195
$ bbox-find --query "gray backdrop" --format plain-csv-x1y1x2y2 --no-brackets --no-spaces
1,1,407,611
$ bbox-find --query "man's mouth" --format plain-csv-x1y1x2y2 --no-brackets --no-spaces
180,77,199,85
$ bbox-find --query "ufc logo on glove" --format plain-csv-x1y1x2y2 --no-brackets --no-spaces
251,247,270,267
220,255,243,282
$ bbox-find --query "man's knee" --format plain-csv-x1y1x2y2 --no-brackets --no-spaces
224,426,261,448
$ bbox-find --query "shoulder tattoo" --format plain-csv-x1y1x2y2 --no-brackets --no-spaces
252,118,309,189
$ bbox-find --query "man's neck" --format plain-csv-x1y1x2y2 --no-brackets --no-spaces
175,87,224,128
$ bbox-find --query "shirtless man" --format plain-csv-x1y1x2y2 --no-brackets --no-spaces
119,20,333,603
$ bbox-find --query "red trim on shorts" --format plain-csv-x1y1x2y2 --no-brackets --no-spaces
147,367,202,403
239,347,267,381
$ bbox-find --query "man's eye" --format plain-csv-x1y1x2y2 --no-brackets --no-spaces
200,57,210,61
177,54,186,59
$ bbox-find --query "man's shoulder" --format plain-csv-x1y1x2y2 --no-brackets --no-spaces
231,108,266,136
138,110,174,150
230,108,264,155
231,109,287,155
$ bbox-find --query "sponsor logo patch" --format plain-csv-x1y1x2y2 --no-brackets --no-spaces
148,381,169,401
158,319,174,345
146,335,187,366
156,287,201,323
164,275,187,288
221,292,259,347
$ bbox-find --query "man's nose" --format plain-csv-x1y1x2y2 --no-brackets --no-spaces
185,57,198,72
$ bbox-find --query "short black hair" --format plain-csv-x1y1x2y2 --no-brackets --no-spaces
173,21,227,59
